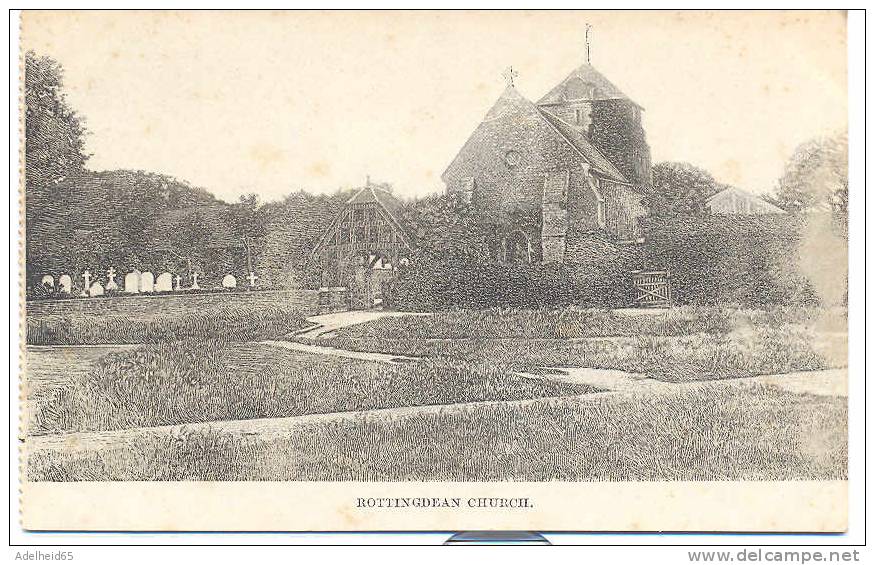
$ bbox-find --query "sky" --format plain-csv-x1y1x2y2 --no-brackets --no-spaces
22,10,847,202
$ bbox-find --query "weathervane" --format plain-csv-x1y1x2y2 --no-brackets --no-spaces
502,66,519,88
585,24,592,64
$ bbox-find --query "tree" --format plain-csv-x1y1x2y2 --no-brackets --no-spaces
167,212,211,275
647,162,719,219
25,51,91,279
775,133,848,232
230,193,268,274
24,51,89,193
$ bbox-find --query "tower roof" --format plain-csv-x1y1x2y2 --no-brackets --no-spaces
537,63,641,108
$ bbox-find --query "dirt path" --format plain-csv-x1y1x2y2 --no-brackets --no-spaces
259,339,418,364
292,310,431,339
524,367,848,397
26,391,607,454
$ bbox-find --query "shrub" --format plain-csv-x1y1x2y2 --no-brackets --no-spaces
644,215,822,306
388,258,634,311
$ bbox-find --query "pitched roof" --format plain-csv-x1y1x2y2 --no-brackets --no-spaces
346,184,404,219
312,185,411,255
443,85,629,185
537,63,640,107
536,109,628,184
706,187,787,215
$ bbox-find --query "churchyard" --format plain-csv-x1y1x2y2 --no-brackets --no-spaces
30,264,256,300
25,300,847,482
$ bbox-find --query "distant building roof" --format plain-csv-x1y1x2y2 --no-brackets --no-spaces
706,187,787,215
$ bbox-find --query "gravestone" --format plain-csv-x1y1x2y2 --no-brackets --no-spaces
81,270,92,297
124,270,141,294
247,272,258,288
174,274,182,291
155,272,173,292
190,273,200,290
58,274,72,295
40,275,54,289
140,271,155,293
105,267,119,292
222,274,237,289
89,282,105,297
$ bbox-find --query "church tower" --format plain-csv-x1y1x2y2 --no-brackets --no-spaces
536,60,651,188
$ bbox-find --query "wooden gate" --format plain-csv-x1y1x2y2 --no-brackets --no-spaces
631,270,672,308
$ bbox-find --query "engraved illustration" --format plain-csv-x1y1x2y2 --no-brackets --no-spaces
22,11,848,485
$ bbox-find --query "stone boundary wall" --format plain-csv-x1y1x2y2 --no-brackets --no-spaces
26,289,322,319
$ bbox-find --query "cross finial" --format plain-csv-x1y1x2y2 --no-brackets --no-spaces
585,24,592,64
502,66,518,88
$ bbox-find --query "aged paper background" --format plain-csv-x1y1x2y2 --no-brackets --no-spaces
20,10,849,532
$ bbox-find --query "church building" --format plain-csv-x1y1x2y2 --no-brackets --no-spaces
442,60,651,264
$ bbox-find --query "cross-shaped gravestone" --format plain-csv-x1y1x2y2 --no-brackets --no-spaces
174,275,181,291
190,273,200,290
105,266,119,291
247,272,258,287
82,270,91,295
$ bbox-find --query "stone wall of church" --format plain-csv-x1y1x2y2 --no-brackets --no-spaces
443,96,602,253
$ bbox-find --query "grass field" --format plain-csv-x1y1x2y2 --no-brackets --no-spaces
26,304,310,345
25,304,848,481
29,382,847,482
307,306,847,382
27,340,597,435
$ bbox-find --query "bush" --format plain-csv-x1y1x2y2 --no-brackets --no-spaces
645,215,821,306
388,255,635,311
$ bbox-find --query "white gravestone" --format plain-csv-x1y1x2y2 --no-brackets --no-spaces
190,272,200,290
40,275,54,289
174,275,182,291
140,271,155,293
222,274,237,289
155,272,173,292
81,270,92,296
124,270,141,294
58,274,72,295
247,272,258,288
105,267,119,292
89,282,105,297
